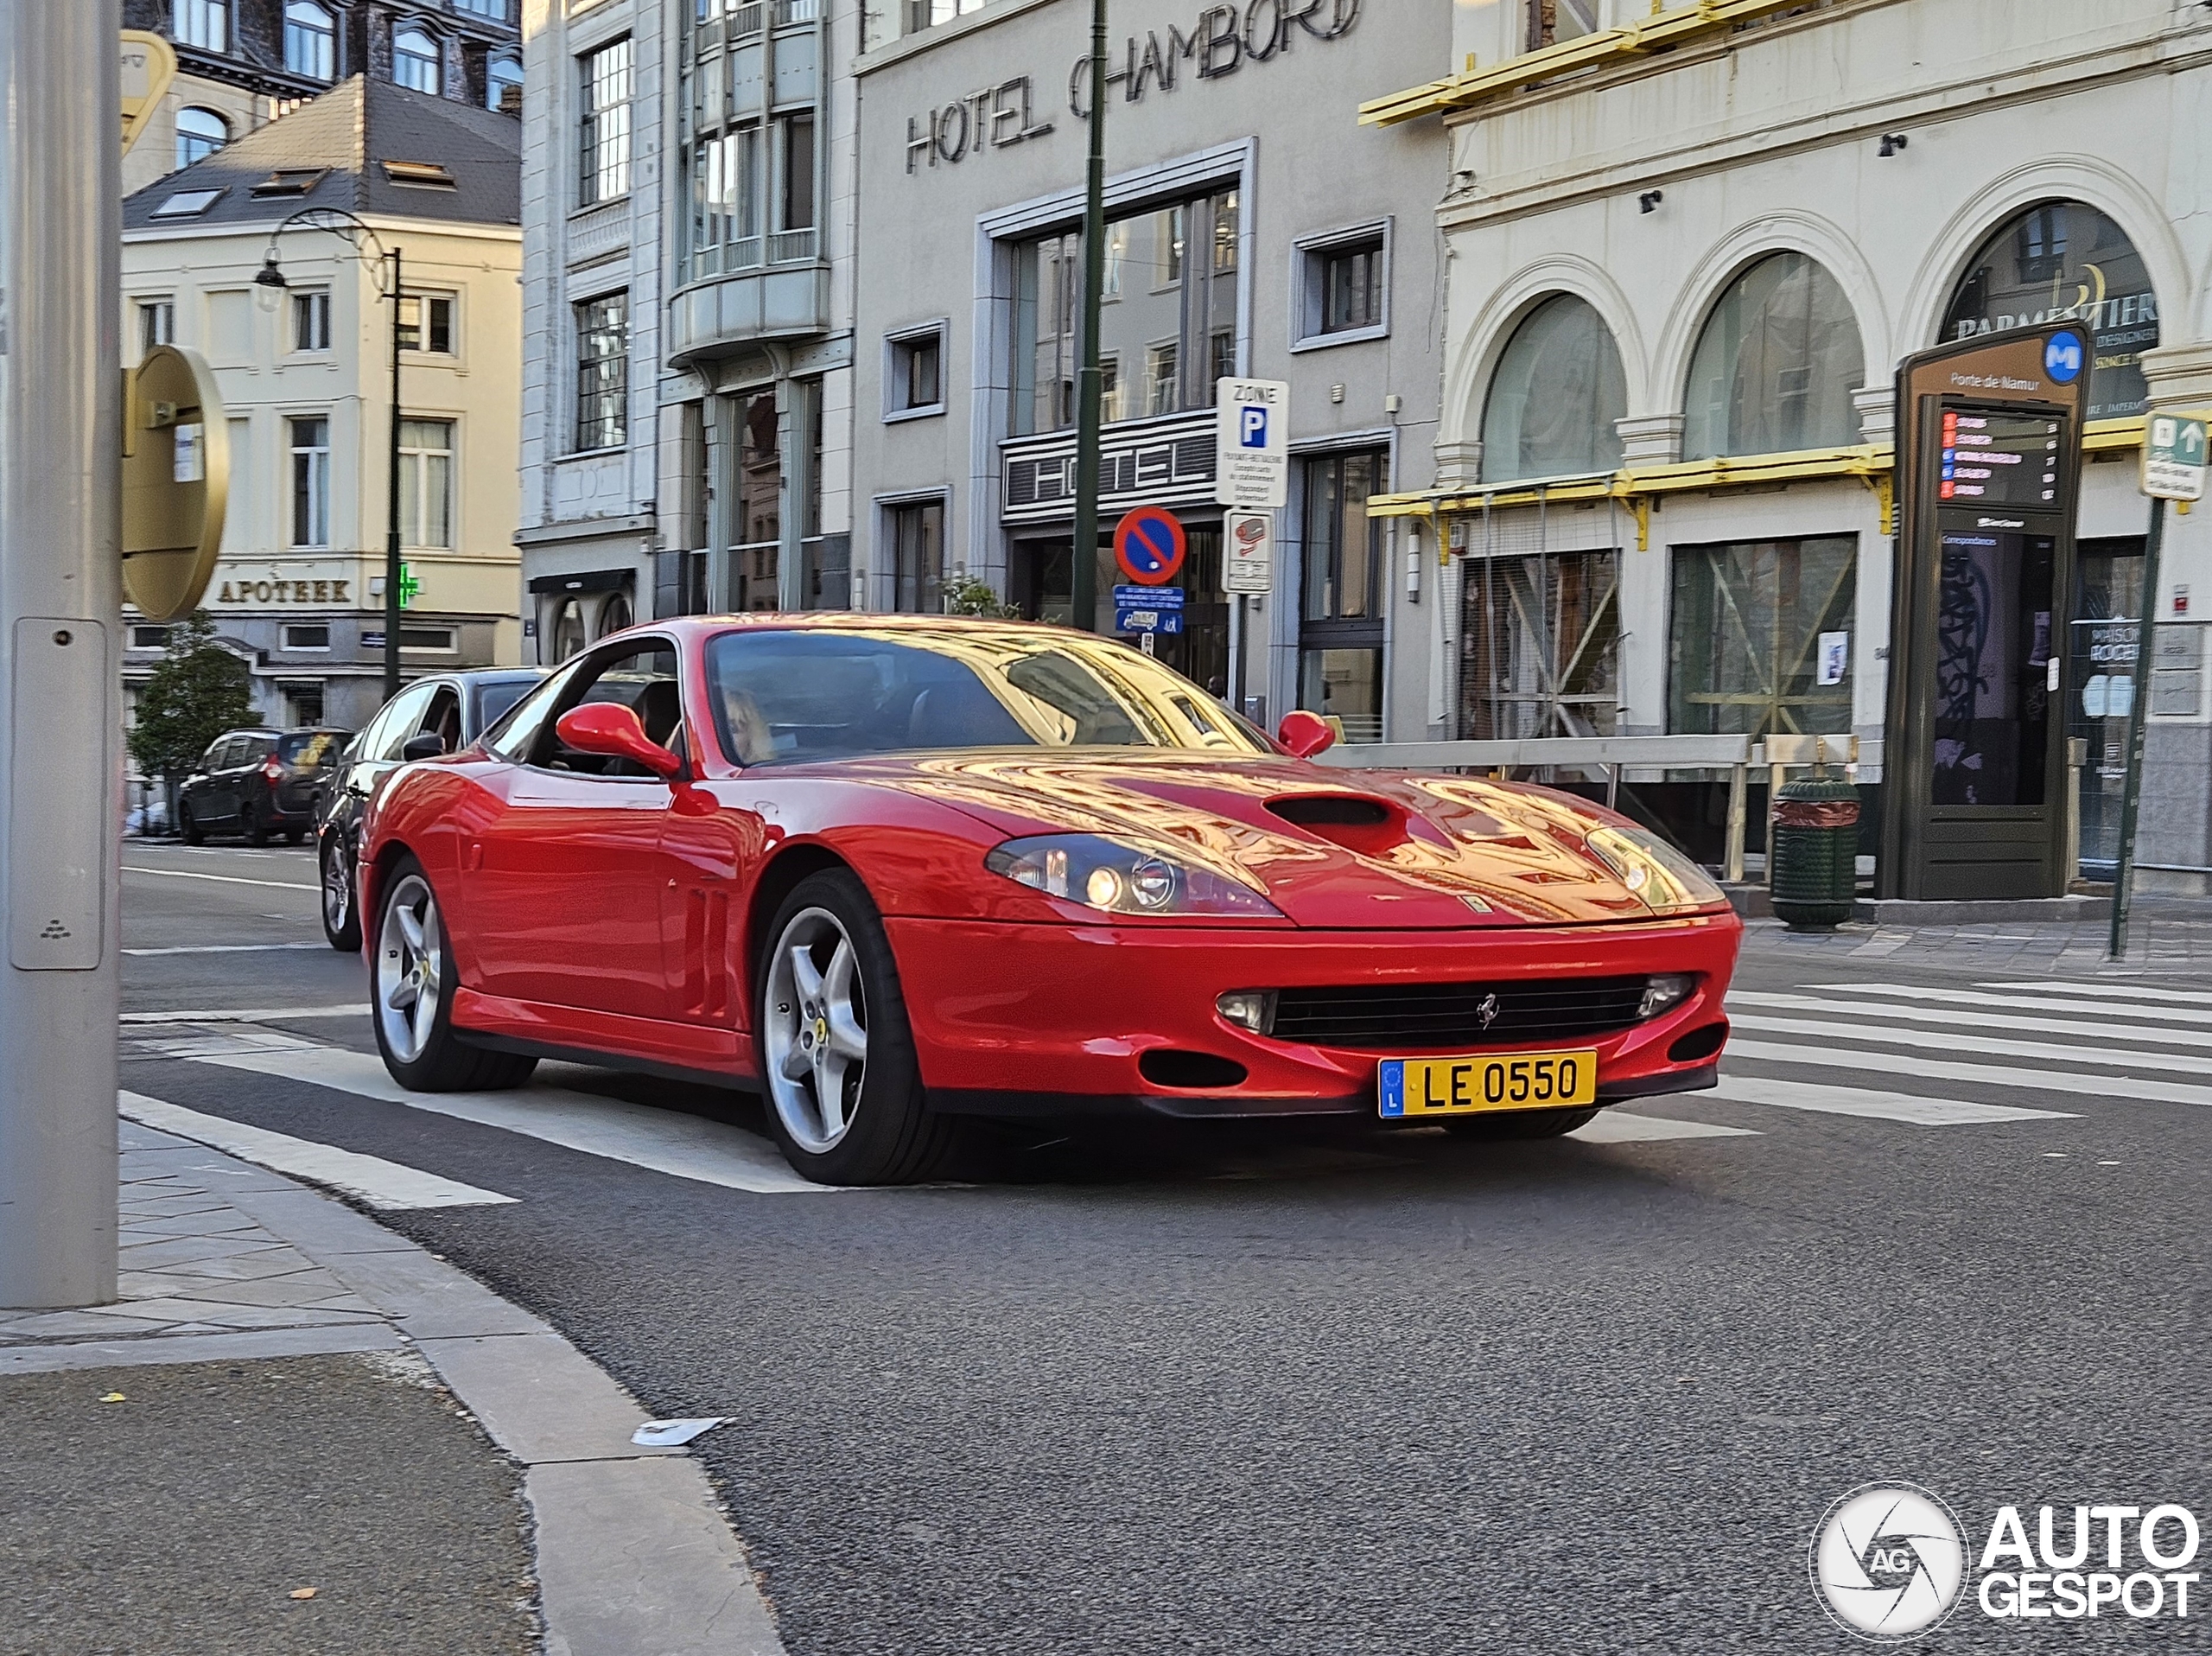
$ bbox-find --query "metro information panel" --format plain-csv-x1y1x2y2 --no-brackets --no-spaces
1939,405,2062,509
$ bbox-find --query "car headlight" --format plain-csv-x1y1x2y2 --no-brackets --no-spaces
1583,826,1727,914
984,834,1283,920
1637,973,1697,1019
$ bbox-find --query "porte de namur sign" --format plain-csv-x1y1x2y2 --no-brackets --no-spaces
905,0,1362,173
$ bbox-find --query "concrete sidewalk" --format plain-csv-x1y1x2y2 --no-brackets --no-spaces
0,1120,785,1656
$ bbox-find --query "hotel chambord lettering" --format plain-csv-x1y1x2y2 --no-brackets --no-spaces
905,0,1361,174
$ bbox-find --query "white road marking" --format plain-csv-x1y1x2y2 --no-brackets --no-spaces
124,942,330,956
118,1091,515,1210
123,865,321,892
1726,1010,2212,1080
121,1005,369,1024
1709,1074,2075,1126
1725,1039,2212,1111
198,1045,836,1196
1572,1111,1758,1143
135,1029,322,1059
1726,990,2212,1053
1972,980,2212,1009
1802,981,2212,1028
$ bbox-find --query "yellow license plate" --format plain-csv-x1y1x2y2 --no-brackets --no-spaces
1378,1050,1598,1118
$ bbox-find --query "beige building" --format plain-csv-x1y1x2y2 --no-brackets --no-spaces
122,76,524,731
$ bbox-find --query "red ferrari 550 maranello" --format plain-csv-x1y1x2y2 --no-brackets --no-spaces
358,615,1741,1184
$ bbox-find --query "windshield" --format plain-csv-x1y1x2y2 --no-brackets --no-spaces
704,626,1270,765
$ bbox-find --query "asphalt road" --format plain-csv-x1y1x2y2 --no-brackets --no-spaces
119,839,2212,1653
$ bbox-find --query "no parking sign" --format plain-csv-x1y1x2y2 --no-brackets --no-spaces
1113,506,1186,586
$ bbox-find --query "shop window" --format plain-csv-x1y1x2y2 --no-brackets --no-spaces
1668,537,1855,738
1481,294,1627,482
398,419,454,550
283,683,326,727
400,627,456,653
175,107,228,169
733,390,782,609
575,293,628,451
283,3,334,80
1294,224,1389,348
885,325,945,419
598,593,633,637
393,27,442,94
1681,253,1863,460
550,599,588,661
486,54,524,114
292,290,331,353
397,293,454,354
887,499,945,614
1298,450,1387,743
174,0,228,53
1009,188,1240,436
2069,537,2146,875
579,37,632,206
1461,550,1621,739
1526,0,1599,50
283,624,331,650
1942,201,2158,422
289,416,330,547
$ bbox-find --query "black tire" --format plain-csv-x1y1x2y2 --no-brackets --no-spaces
321,836,362,952
245,800,270,846
372,853,537,1092
755,867,957,1185
285,828,306,846
1443,1106,1602,1141
179,803,203,846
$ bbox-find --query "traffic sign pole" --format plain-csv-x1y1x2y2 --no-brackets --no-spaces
1070,0,1108,634
1,0,123,1309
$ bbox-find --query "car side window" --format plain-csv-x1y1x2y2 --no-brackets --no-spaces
483,663,582,761
368,683,438,761
243,735,277,764
200,736,231,772
528,642,682,777
421,685,463,754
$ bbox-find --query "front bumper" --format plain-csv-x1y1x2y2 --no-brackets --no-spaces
887,913,1740,1120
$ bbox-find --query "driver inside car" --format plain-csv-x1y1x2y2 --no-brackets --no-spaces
721,685,776,764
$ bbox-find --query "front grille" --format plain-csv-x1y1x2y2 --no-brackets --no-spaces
1269,976,1655,1050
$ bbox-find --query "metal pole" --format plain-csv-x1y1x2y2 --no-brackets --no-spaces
1070,0,1107,634
0,0,122,1308
385,248,404,701
2107,496,2166,960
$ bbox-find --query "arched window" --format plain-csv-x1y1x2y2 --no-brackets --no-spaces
486,52,524,114
550,599,588,662
175,106,228,169
596,593,632,638
1941,201,2158,422
1481,295,1628,482
1681,252,1864,459
283,2,334,80
392,27,442,94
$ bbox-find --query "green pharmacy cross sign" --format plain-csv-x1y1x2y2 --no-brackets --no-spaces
2142,413,2207,502
396,563,422,608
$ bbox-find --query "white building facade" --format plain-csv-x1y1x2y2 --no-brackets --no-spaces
517,0,857,655
1370,0,2212,883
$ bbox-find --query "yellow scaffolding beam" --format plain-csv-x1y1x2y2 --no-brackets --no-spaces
1359,0,1832,128
1370,418,2150,556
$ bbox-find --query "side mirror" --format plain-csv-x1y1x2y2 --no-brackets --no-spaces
401,733,447,762
554,702,684,780
1277,710,1337,760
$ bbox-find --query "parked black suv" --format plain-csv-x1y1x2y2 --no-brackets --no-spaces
178,727,350,846
316,669,546,949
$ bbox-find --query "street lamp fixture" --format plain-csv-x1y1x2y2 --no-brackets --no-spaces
256,207,406,702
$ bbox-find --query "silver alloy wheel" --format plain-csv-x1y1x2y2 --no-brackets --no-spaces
762,906,868,1154
322,843,351,933
376,872,443,1063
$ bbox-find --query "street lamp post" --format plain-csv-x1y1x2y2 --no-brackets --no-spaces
255,210,404,702
1071,0,1108,634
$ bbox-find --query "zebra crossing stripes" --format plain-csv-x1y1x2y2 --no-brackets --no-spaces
1708,1074,2074,1127
1973,980,2212,1009
1802,981,2212,1031
1726,989,2212,1053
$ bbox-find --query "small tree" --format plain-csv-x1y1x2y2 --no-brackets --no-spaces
943,576,1020,618
128,611,255,825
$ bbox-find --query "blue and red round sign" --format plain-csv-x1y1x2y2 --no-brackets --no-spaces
1113,506,1186,587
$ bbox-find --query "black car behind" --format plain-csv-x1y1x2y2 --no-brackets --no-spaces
316,669,546,949
178,728,350,846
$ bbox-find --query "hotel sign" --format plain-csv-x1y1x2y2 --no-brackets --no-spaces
1001,411,1217,525
906,0,1362,173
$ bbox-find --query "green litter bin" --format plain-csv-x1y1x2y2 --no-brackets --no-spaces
1770,774,1861,931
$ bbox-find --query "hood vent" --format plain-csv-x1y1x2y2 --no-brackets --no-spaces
1267,794,1391,828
